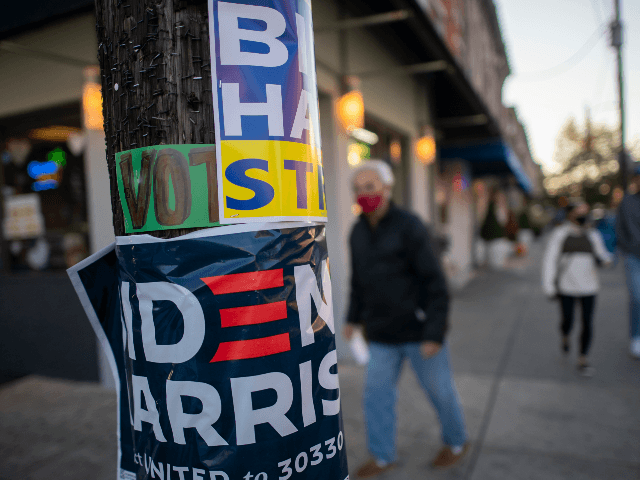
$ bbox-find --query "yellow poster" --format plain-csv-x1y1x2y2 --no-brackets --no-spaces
220,140,327,222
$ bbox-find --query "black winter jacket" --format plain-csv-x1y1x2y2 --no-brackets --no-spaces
346,203,449,344
616,193,640,258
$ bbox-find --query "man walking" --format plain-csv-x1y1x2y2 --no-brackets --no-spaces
343,160,468,478
616,164,640,359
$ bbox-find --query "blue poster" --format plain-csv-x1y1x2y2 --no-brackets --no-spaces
207,0,327,223
68,223,348,480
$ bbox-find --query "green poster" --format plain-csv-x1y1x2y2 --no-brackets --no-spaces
115,144,220,233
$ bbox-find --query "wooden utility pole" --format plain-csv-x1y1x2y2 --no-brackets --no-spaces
611,0,626,190
95,0,214,238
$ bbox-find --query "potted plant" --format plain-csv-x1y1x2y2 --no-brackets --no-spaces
517,209,534,250
480,201,510,269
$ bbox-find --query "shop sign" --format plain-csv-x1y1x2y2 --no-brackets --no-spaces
68,223,348,480
2,193,45,240
208,0,327,224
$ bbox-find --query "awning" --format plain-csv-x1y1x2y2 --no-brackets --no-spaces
315,1,502,143
1,0,94,39
439,140,533,193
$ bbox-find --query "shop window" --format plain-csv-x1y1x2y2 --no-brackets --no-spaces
1,103,88,272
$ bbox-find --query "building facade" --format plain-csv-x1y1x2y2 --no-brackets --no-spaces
0,0,539,378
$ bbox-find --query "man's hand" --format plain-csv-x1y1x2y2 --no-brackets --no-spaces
420,341,441,358
343,324,357,341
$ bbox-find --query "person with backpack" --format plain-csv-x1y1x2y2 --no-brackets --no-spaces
542,201,613,375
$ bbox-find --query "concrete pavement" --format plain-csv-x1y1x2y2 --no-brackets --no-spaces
1,239,639,479
0,376,116,479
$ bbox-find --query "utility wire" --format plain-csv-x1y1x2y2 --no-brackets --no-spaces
513,25,607,81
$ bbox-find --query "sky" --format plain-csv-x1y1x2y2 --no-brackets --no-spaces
494,0,640,174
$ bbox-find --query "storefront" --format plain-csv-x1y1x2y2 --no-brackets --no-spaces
1,103,89,272
438,139,536,280
0,9,111,383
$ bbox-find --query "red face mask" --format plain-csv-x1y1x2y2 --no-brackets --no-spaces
357,194,383,213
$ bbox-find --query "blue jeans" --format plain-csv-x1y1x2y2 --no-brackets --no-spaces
363,342,467,463
624,254,640,339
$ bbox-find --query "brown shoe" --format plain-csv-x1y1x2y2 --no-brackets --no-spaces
355,459,397,478
431,444,469,469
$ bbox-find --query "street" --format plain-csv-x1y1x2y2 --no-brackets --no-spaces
1,238,639,480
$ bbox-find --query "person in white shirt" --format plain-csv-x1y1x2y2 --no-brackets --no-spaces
542,201,613,375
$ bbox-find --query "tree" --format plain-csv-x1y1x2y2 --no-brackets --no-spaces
95,0,214,238
543,116,639,203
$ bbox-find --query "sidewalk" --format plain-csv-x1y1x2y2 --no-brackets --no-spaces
1,240,639,480
0,376,116,479
341,240,640,480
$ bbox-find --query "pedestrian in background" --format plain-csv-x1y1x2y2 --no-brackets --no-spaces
616,165,640,359
343,160,468,478
542,201,613,375
594,203,617,265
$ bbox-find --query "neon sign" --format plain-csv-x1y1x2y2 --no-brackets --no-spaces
28,161,58,179
28,148,67,191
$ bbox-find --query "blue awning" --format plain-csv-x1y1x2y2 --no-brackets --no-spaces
439,140,533,193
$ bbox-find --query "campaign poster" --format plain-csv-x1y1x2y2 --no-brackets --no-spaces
114,145,220,234
68,223,348,480
67,244,133,478
208,0,327,224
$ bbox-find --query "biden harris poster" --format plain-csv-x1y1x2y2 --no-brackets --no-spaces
68,223,348,480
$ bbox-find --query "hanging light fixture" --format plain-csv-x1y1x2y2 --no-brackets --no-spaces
415,125,436,164
83,66,104,131
336,76,364,133
337,90,364,132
